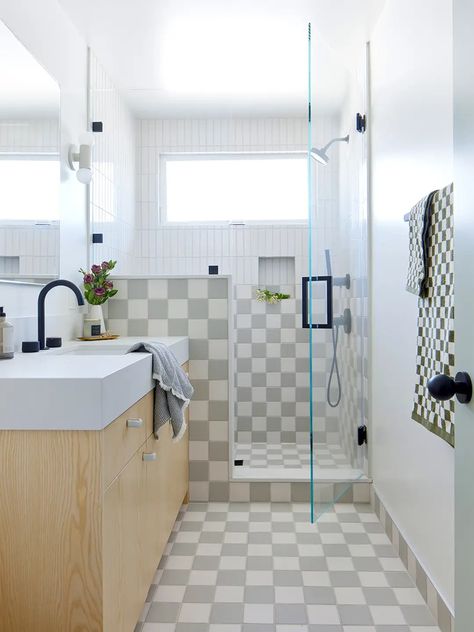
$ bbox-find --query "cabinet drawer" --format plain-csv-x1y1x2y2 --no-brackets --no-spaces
103,391,153,489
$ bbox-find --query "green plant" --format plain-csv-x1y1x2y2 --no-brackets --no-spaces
256,288,291,304
79,260,118,305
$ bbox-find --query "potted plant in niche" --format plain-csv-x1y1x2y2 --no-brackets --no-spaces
256,288,290,304
79,260,118,336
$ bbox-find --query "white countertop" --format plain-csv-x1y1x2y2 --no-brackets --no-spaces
0,336,189,431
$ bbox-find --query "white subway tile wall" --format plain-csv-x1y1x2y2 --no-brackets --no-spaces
0,119,58,153
0,224,59,277
0,119,59,277
89,51,137,273
134,116,337,282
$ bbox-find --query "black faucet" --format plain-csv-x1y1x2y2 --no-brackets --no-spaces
38,279,85,350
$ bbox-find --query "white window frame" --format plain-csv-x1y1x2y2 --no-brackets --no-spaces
159,151,309,226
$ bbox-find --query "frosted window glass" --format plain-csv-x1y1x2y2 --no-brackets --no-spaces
0,158,59,220
164,155,307,222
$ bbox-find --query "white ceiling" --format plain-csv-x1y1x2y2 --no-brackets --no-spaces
59,0,385,118
0,20,59,119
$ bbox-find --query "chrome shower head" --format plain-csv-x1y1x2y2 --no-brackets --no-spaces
310,147,330,165
310,134,349,165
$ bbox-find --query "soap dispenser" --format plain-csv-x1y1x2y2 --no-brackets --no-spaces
0,307,14,359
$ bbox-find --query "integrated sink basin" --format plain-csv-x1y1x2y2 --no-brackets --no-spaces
60,346,130,356
0,336,189,430
55,336,189,366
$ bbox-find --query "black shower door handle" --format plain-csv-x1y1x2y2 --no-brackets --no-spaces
302,275,333,329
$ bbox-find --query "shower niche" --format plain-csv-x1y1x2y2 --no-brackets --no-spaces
258,256,296,287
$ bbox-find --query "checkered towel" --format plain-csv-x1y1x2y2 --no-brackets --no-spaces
406,190,437,296
411,184,455,446
127,341,193,441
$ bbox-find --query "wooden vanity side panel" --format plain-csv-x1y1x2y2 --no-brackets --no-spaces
0,430,103,632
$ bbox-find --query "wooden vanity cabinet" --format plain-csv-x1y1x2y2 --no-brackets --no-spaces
0,362,189,632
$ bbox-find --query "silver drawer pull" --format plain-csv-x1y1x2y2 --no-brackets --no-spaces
142,452,157,462
127,418,143,428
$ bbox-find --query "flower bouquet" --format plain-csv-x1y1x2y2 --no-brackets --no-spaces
79,260,118,336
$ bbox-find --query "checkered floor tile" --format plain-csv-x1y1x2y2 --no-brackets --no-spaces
234,442,352,469
136,502,440,632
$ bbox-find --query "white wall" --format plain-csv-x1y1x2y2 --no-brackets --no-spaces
89,52,137,274
0,0,88,345
370,0,454,609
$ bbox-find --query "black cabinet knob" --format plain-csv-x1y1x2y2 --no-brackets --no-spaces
427,372,472,404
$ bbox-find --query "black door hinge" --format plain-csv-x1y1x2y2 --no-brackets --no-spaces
358,425,368,446
356,113,366,133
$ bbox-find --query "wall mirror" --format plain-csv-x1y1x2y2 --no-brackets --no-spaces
0,20,60,283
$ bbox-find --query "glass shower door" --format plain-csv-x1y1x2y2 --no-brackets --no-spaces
306,24,369,521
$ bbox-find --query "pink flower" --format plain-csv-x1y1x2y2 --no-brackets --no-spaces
91,264,101,274
83,274,93,284
105,281,113,289
94,287,106,296
101,261,109,270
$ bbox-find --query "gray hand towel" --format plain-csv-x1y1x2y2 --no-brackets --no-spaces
406,190,438,296
127,341,193,441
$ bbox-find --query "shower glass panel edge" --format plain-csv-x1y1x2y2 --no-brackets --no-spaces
308,25,369,524
307,22,315,524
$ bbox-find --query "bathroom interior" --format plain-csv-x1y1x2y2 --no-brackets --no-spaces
0,0,471,630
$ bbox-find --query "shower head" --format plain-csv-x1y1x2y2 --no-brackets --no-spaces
310,134,349,165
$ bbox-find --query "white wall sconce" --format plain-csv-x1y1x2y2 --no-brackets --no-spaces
68,132,95,184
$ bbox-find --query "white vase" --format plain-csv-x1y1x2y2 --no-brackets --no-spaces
88,304,106,335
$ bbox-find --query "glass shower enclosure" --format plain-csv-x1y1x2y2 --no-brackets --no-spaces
232,22,369,519
306,24,369,519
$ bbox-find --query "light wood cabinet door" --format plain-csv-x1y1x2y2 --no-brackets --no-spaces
0,431,102,632
103,449,144,632
146,421,189,546
140,435,168,591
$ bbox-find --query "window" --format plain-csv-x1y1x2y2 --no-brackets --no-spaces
0,156,59,221
161,153,307,223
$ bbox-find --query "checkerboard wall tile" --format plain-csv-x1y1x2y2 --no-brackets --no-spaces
233,283,338,448
233,281,368,475
107,276,367,504
336,276,370,473
108,277,230,503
